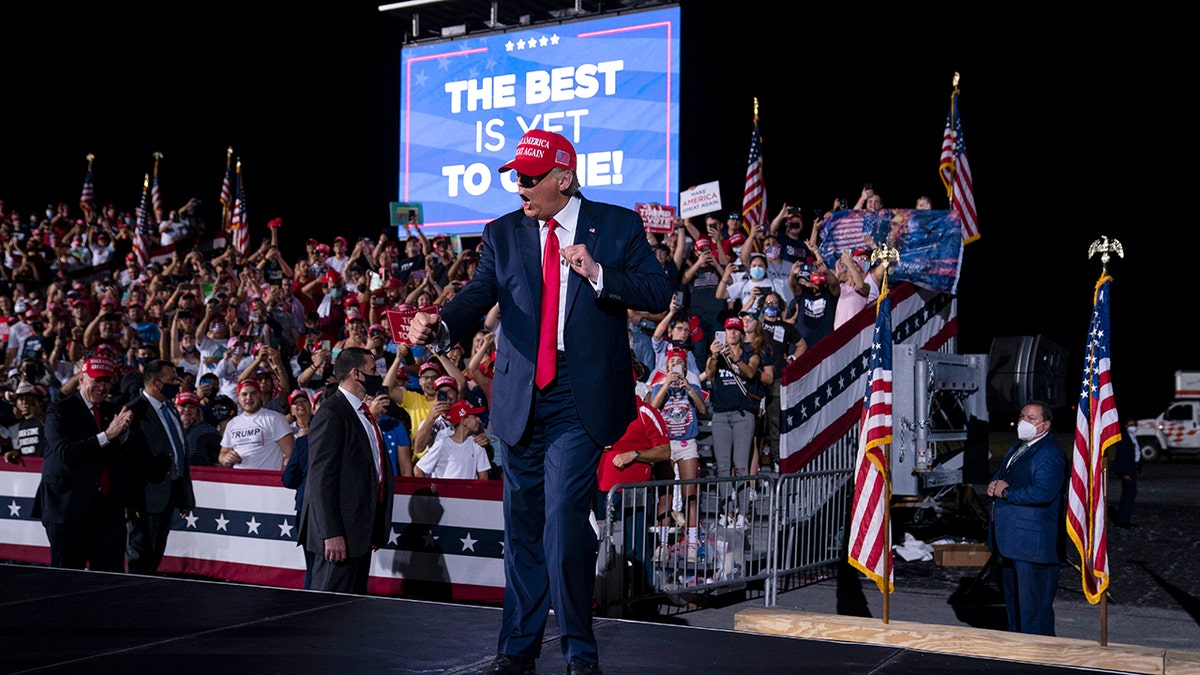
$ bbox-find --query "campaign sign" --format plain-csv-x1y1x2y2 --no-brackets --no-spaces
679,181,722,219
398,7,681,236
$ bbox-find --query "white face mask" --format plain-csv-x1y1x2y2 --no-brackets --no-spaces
1017,419,1039,442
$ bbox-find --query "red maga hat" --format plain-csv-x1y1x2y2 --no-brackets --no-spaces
498,129,576,175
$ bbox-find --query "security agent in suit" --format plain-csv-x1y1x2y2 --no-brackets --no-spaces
124,360,196,575
409,130,672,675
35,356,135,571
299,347,395,594
987,401,1068,636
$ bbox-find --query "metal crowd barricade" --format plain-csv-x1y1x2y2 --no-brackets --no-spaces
766,434,857,605
595,435,858,615
595,473,776,617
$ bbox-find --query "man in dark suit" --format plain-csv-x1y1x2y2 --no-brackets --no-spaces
409,130,672,675
987,400,1067,636
124,359,196,575
299,347,395,594
36,356,134,571
1114,418,1139,528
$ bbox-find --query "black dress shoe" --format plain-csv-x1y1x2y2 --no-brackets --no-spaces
488,655,536,674
566,662,602,675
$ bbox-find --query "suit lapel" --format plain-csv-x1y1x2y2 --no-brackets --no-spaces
565,200,598,324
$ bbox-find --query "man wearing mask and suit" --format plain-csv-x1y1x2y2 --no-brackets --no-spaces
124,359,196,574
409,130,671,675
300,347,394,594
987,400,1067,636
35,356,134,571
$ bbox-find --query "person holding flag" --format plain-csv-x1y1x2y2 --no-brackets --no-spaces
987,400,1067,636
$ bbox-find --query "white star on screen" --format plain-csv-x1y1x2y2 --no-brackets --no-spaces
424,531,439,548
388,528,400,546
278,520,294,538
246,516,261,535
215,513,229,532
184,512,199,528
8,500,20,517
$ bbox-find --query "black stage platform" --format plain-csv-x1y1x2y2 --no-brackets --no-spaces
0,564,1122,674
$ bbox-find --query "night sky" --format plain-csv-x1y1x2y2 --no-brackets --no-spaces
2,3,1185,419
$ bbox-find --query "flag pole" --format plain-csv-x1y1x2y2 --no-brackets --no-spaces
1086,234,1123,646
873,244,899,624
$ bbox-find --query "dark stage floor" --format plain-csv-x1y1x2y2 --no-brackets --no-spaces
0,564,1130,675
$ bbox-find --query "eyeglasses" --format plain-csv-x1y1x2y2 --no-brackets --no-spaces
515,170,552,189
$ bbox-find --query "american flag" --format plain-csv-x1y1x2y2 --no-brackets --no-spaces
741,115,766,237
1066,273,1116,604
939,88,980,244
132,174,151,267
230,160,249,257
79,156,96,223
151,153,164,223
847,275,893,595
219,147,233,231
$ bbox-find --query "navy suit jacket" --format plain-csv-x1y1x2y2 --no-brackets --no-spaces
125,393,196,515
299,390,394,558
989,434,1068,564
36,394,129,525
439,195,672,447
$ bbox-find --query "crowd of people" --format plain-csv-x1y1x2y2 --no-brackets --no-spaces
0,182,901,597
1,187,907,486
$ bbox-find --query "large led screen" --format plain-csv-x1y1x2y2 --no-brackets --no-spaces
398,5,680,236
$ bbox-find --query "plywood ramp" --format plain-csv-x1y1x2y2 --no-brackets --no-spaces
735,608,1200,675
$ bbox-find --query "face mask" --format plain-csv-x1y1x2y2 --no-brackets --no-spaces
330,289,343,298
749,267,766,281
161,382,180,400
765,245,781,259
1017,420,1039,442
763,305,780,319
362,374,384,395
135,357,150,367
183,346,197,354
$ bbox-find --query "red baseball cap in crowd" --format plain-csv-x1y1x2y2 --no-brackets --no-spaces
724,316,744,331
666,346,689,361
287,389,309,406
694,238,713,253
419,360,443,376
448,400,486,425
315,243,330,254
175,391,202,408
82,356,118,380
434,375,457,391
237,379,261,395
498,129,576,175
726,232,746,246
323,269,341,285
688,315,704,343
346,307,364,322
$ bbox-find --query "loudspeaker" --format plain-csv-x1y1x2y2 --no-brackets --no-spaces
987,335,1069,415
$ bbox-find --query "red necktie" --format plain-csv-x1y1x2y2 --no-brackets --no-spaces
360,403,388,503
536,218,561,389
93,405,110,496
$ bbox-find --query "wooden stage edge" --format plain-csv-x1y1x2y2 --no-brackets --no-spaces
734,608,1200,675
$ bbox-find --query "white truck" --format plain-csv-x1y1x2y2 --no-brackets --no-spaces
1132,370,1200,462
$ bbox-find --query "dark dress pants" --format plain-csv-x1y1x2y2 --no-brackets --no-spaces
498,354,602,666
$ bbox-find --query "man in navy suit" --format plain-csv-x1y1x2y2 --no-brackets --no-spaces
300,347,395,594
987,400,1067,636
409,130,672,675
124,359,196,575
36,356,135,571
